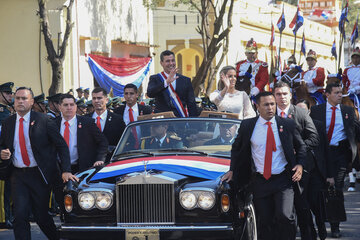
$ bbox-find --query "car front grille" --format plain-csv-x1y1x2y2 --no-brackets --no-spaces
117,183,175,224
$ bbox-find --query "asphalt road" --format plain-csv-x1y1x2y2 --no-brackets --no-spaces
0,183,360,240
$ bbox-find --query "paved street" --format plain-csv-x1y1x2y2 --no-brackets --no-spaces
1,182,360,240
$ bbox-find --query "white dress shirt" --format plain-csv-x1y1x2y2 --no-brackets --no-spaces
60,116,79,165
124,103,139,125
277,105,290,118
162,71,177,90
250,116,287,174
92,110,108,131
156,134,167,147
13,112,37,168
326,102,346,146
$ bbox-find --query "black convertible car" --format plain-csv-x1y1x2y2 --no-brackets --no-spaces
59,114,257,240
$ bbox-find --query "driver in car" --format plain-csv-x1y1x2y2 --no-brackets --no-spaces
204,123,238,145
144,123,183,149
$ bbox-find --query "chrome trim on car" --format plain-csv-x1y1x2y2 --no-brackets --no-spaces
60,225,233,231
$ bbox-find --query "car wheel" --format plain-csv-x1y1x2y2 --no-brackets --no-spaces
243,201,257,240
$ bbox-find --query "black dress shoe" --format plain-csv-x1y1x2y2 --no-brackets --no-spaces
4,220,13,229
318,223,327,240
331,230,342,238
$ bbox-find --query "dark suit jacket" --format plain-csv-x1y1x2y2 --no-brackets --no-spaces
0,111,71,184
312,119,332,179
147,73,197,117
310,103,358,163
230,115,307,189
85,111,126,146
113,104,152,117
280,105,319,171
55,115,108,172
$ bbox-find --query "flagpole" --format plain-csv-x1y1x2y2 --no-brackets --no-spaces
293,32,297,56
277,4,284,71
338,0,346,71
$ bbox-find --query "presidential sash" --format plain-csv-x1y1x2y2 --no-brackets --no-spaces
158,72,188,117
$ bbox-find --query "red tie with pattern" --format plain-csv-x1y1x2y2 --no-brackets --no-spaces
64,121,70,146
280,111,285,118
129,108,139,148
96,116,102,131
263,121,277,180
327,106,337,142
19,118,30,166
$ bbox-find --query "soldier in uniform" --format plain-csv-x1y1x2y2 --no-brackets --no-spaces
301,49,326,104
235,38,269,96
76,87,84,101
83,88,90,101
32,93,47,113
46,93,62,119
343,47,360,95
76,98,87,115
144,123,183,149
0,82,14,229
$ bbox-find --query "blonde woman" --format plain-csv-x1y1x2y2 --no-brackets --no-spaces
210,66,256,119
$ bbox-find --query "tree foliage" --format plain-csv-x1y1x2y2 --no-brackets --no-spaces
37,0,74,95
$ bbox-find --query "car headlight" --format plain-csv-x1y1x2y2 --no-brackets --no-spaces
198,192,215,210
179,191,197,210
78,192,95,210
95,192,112,210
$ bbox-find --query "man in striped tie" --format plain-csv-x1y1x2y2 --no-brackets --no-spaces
225,91,307,240
310,83,360,238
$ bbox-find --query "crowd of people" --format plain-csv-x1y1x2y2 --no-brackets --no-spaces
0,42,359,240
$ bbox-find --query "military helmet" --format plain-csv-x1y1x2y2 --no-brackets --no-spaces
306,49,317,61
245,38,258,53
0,82,14,93
351,47,360,58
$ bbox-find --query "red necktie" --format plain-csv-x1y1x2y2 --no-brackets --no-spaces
264,121,277,180
19,118,30,166
64,121,70,146
96,116,102,131
280,111,285,118
327,106,337,142
129,108,139,148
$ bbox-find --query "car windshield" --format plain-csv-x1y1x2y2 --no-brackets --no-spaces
113,118,241,159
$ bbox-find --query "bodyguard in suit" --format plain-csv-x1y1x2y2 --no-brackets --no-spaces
273,81,319,240
87,87,126,147
310,83,359,238
147,50,198,117
113,83,152,124
223,91,307,240
296,99,333,240
56,94,108,173
0,87,77,240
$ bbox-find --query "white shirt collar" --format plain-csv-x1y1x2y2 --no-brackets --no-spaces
93,109,107,120
125,103,138,112
326,101,340,110
158,134,167,144
258,116,275,125
16,111,31,122
277,105,290,116
61,115,77,126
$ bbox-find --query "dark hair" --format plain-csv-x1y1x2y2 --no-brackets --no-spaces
273,81,291,92
124,83,138,93
160,50,175,62
92,87,108,96
218,66,236,90
15,87,34,98
59,94,76,104
325,83,341,94
296,99,310,109
255,91,274,103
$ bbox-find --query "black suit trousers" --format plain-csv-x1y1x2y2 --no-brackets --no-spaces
252,173,296,240
11,168,58,240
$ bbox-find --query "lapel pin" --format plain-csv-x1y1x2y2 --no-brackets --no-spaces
140,110,144,116
109,116,112,122
31,121,35,126
288,114,292,119
345,113,348,119
279,125,283,132
78,123,82,128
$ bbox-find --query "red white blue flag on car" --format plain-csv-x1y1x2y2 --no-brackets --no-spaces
87,54,152,97
91,156,230,181
289,6,304,35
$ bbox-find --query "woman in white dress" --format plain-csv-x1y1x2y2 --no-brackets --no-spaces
209,66,256,119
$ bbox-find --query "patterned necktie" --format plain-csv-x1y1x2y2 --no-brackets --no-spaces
96,116,102,131
64,121,70,146
263,121,277,180
327,106,337,142
19,118,30,166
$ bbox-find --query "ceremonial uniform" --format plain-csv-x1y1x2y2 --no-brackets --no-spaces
235,59,269,92
144,135,183,149
342,47,360,94
236,39,269,95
